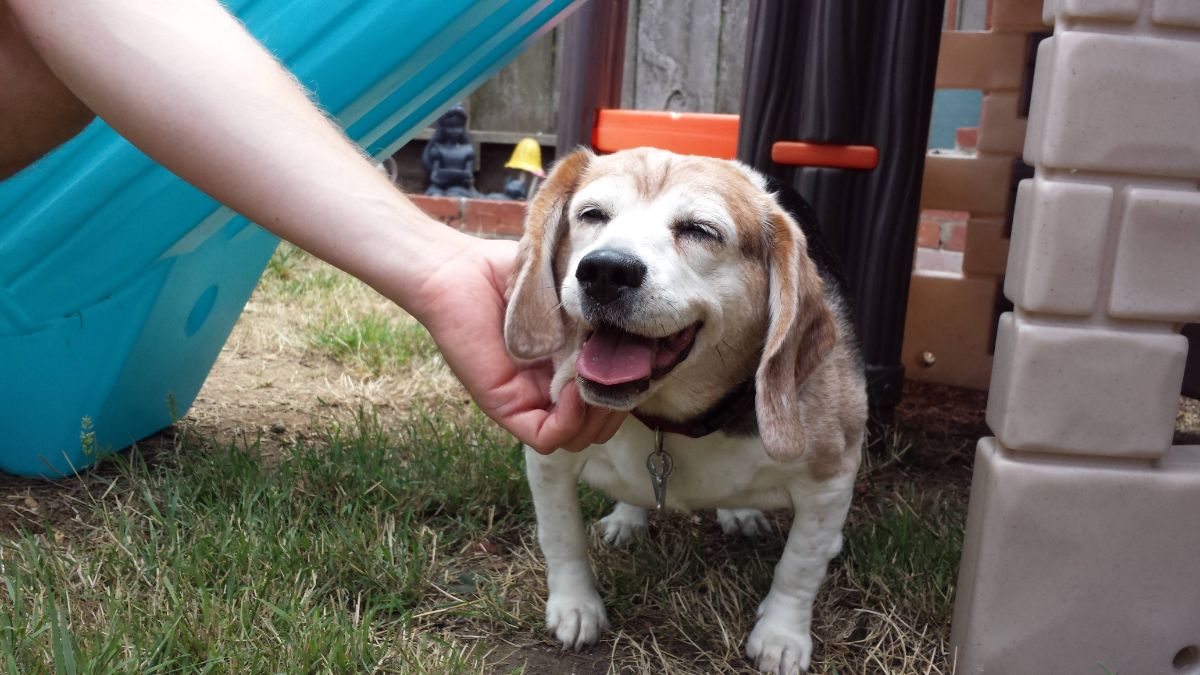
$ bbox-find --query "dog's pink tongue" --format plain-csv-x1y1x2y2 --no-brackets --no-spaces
576,327,655,385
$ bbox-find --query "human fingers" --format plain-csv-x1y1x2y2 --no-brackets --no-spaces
559,401,617,453
595,409,628,445
525,380,588,455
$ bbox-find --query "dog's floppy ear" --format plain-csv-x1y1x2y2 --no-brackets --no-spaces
755,207,837,461
504,148,593,360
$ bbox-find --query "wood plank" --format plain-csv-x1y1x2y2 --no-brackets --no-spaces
468,28,559,134
621,0,639,108
633,0,721,111
715,0,748,114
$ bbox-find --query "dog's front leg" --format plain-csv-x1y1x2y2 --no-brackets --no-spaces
746,473,855,674
525,447,608,650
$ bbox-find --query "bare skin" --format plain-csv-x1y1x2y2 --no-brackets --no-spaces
0,0,623,453
0,4,94,179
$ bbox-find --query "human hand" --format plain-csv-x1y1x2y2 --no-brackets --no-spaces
412,235,626,453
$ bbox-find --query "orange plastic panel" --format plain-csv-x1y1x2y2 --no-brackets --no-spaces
771,142,880,170
592,109,740,159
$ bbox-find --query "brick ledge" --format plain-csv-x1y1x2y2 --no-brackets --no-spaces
409,194,526,239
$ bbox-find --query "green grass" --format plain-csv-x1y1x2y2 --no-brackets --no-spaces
260,244,439,375
844,487,965,624
0,410,528,673
262,244,342,298
309,313,438,376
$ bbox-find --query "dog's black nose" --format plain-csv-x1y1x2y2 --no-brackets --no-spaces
576,249,646,305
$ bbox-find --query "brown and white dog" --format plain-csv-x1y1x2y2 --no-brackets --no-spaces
504,147,867,674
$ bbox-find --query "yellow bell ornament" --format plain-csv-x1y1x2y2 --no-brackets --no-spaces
505,137,545,177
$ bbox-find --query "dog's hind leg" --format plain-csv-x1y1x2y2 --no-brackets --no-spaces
595,501,648,545
745,472,856,674
525,447,609,651
716,508,772,537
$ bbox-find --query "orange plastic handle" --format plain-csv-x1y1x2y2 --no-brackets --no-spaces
771,141,879,170
592,109,739,159
591,110,879,170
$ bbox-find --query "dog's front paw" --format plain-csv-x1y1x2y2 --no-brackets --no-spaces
545,589,609,651
595,502,647,545
746,597,812,674
746,620,812,674
716,508,771,537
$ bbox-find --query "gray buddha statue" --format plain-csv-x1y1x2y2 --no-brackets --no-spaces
421,104,480,198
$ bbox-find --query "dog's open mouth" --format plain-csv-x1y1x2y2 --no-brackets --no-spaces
575,322,701,397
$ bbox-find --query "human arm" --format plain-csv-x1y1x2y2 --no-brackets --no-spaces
4,0,623,452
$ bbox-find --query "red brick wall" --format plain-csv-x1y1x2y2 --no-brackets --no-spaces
408,195,526,239
916,209,969,273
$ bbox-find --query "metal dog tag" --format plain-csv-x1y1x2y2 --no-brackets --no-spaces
645,430,673,512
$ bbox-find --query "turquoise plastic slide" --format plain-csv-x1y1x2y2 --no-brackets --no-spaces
0,0,579,477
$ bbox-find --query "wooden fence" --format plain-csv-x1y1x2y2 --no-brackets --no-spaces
463,0,984,144
465,0,751,145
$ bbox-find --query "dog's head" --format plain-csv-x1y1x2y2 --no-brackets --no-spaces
504,148,836,460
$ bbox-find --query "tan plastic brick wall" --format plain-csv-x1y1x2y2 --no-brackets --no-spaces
951,0,1200,671
904,0,1045,389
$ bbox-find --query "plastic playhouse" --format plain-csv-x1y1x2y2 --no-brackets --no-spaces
950,1,1200,672
0,0,582,477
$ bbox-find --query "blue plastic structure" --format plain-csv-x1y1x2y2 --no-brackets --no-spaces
0,0,579,477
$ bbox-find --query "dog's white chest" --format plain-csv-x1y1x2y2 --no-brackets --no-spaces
577,419,797,512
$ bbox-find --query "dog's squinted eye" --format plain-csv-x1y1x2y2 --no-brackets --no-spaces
674,219,723,244
577,206,610,225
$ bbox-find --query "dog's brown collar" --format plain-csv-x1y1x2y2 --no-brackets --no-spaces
632,379,756,439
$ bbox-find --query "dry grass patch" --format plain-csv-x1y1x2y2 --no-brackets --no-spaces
189,243,467,453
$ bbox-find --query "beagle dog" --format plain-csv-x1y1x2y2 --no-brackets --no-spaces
504,147,867,674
